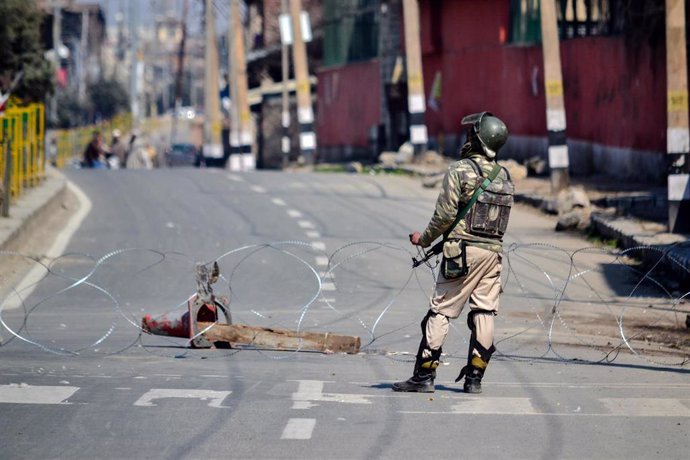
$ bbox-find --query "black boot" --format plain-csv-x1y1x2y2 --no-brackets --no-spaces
393,311,442,393
462,366,484,394
392,372,435,393
455,356,488,394
392,348,439,392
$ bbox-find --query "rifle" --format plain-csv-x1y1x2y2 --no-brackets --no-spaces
411,239,444,268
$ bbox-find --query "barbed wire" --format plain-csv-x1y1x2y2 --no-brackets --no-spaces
0,241,688,367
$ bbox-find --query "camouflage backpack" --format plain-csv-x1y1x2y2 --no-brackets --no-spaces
464,158,514,239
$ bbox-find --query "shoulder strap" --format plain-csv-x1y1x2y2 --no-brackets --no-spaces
444,162,502,239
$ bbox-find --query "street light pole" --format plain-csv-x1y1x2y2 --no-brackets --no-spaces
666,0,690,233
281,0,291,169
402,0,427,155
203,0,222,161
229,0,253,170
540,0,570,194
289,0,316,165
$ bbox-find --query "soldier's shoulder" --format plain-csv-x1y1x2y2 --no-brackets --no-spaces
449,157,482,175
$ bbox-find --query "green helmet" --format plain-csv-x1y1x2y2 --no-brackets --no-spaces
461,112,508,158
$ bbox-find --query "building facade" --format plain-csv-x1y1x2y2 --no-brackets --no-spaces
317,0,671,182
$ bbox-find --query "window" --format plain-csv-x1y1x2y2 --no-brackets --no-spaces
558,0,613,38
323,0,379,67
510,0,621,44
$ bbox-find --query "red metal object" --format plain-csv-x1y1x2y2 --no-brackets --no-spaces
141,296,218,342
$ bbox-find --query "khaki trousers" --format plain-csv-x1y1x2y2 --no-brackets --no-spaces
425,245,502,354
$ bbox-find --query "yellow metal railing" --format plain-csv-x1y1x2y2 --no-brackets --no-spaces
1,108,170,215
52,112,134,168
1,102,45,214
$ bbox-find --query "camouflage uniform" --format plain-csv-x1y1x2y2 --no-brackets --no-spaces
393,135,514,394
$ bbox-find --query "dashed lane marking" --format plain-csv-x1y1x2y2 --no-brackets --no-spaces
298,220,315,229
0,384,79,405
306,231,320,239
272,198,286,206
287,209,302,218
250,185,267,194
311,242,326,251
315,256,329,266
321,282,336,291
227,174,244,182
281,418,316,440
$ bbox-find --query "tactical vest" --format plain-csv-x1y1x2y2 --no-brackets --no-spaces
464,159,514,240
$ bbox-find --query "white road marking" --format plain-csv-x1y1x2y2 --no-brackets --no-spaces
315,256,329,266
298,220,315,229
321,282,337,291
287,209,302,218
311,242,326,251
1,181,92,311
600,398,690,417
134,389,231,408
400,397,690,417
291,380,374,407
272,198,286,206
281,418,316,440
0,384,79,404
450,397,538,415
227,174,244,182
250,185,267,194
305,231,320,238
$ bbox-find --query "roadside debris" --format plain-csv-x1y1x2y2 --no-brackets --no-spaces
141,261,361,353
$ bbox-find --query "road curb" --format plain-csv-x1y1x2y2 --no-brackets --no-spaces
0,166,67,252
590,213,690,287
514,190,690,287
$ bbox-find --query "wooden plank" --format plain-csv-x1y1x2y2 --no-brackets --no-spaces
198,322,361,354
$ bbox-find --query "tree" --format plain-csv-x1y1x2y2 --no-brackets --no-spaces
0,0,53,102
88,78,129,120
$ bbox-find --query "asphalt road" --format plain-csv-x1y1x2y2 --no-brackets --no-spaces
1,168,688,459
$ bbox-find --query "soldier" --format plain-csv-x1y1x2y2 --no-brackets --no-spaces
393,112,514,394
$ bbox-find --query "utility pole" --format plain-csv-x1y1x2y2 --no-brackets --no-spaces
171,0,189,145
229,0,253,170
129,0,141,129
203,0,223,162
289,0,316,164
78,9,89,104
666,0,690,233
50,0,62,124
540,0,570,194
402,0,427,155
281,0,291,169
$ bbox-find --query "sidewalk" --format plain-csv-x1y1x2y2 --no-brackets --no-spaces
514,175,690,288
0,166,67,252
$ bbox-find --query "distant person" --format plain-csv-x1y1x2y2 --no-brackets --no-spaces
82,131,107,169
392,112,514,394
126,135,153,169
110,129,127,169
47,136,58,167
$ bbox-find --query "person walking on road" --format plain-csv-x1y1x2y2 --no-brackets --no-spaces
82,130,108,169
393,112,514,394
110,129,127,169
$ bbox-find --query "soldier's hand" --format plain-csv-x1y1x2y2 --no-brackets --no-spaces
409,232,422,246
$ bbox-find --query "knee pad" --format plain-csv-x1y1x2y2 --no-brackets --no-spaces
417,310,445,371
